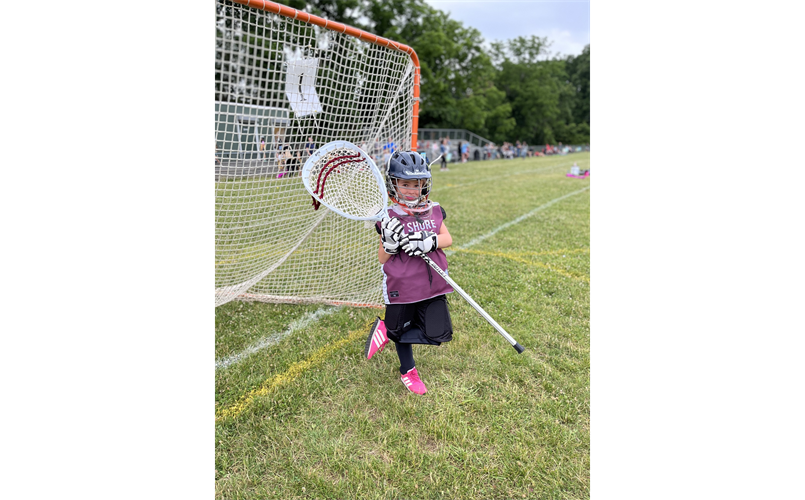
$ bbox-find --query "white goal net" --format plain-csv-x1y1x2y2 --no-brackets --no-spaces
215,0,419,308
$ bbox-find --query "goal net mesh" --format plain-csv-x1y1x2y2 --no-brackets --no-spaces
215,0,415,308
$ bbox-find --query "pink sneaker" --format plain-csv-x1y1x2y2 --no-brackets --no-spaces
364,317,389,360
400,367,427,395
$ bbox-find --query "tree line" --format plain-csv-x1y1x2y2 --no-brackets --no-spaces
282,0,590,146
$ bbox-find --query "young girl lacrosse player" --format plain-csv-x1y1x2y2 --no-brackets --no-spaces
363,150,454,395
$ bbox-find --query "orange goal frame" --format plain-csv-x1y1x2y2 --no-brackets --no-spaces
230,0,421,148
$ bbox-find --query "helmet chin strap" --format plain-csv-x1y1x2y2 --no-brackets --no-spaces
390,195,432,217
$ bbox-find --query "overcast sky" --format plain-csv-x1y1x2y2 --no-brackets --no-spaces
421,0,590,58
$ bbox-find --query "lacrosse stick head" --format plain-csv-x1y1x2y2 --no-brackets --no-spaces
301,141,388,221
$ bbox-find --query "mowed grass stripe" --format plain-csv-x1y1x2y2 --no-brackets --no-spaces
452,248,590,283
436,161,576,191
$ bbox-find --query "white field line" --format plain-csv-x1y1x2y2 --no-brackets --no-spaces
215,306,341,370
445,186,590,256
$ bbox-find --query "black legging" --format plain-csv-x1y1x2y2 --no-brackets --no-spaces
394,342,415,374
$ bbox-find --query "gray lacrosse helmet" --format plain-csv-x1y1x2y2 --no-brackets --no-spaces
385,150,432,210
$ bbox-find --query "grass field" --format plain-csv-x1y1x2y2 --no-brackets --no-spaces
215,152,590,499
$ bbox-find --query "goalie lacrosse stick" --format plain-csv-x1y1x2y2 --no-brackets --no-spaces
302,141,525,353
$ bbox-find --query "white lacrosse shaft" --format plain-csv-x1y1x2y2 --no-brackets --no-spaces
302,141,525,353
418,254,525,353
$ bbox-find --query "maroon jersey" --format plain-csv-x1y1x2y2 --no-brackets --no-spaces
376,202,454,304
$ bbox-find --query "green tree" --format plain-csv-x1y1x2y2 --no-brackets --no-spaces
491,36,588,145
566,44,590,128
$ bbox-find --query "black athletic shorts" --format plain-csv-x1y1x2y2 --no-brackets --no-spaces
384,294,453,344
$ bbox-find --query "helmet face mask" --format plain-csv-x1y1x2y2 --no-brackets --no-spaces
385,150,432,212
391,177,430,207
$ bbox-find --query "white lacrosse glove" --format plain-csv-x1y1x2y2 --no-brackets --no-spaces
380,217,405,254
401,231,438,257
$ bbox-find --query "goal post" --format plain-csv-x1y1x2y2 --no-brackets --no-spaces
215,0,420,308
